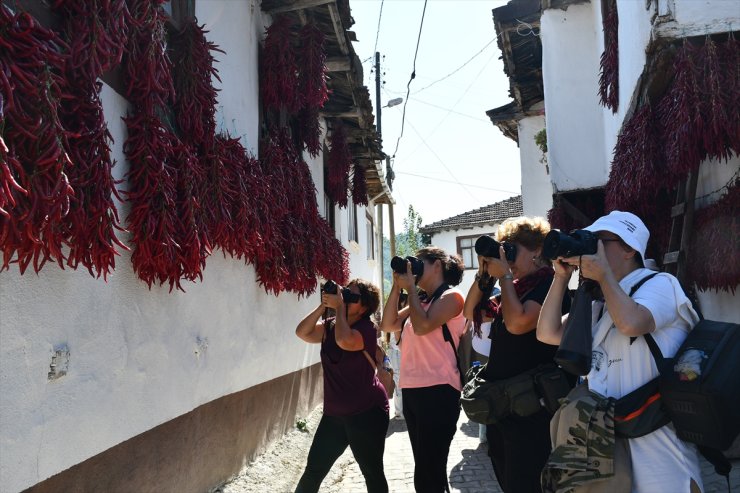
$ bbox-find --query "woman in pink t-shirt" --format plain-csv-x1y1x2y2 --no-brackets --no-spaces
380,246,465,493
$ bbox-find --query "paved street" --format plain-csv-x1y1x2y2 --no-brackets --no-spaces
322,405,740,493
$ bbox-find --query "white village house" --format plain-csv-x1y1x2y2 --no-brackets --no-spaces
0,1,394,492
420,195,523,295
487,0,739,322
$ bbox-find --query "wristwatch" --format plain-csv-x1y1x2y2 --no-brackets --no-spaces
501,272,514,281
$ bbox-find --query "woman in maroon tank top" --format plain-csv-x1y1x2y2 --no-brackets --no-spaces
294,279,389,493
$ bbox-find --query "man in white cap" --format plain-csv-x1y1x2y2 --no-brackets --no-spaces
537,211,702,492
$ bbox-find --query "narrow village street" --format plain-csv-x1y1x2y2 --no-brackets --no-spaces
218,399,740,493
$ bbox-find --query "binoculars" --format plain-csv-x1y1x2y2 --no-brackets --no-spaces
322,280,361,304
474,235,517,262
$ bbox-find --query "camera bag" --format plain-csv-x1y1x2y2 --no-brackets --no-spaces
651,319,740,450
613,273,738,486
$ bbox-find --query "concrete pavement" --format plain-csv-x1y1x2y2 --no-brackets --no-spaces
324,407,739,493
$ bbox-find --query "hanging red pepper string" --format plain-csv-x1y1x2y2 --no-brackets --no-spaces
170,18,223,152
261,15,301,114
688,181,739,294
52,0,130,280
351,164,368,206
215,135,262,261
170,18,225,262
657,39,704,178
598,0,619,112
298,106,322,158
325,123,351,207
0,6,74,274
123,0,185,290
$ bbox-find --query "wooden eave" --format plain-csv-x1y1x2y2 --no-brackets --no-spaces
491,0,544,114
262,0,392,204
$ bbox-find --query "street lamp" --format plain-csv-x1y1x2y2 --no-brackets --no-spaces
384,97,403,108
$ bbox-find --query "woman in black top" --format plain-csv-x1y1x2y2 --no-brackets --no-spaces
463,216,570,493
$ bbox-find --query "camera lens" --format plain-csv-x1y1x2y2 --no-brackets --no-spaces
390,256,407,274
323,280,338,294
474,236,500,258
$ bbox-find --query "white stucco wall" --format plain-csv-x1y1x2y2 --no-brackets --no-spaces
668,0,740,33
541,2,608,192
0,2,382,491
517,112,551,217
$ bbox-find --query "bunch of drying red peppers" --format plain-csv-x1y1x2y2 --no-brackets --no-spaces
1,2,353,293
549,35,739,292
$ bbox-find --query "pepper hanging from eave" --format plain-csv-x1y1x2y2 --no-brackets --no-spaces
598,0,619,112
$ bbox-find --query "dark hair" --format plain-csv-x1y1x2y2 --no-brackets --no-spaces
416,246,464,286
348,278,381,319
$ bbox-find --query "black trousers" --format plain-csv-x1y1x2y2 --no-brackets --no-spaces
295,406,389,493
486,408,552,493
402,384,461,493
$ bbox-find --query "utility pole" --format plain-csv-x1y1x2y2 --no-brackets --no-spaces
374,52,387,303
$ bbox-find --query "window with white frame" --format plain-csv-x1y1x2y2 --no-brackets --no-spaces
366,212,375,260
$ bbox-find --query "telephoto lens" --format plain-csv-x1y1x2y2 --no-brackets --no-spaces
474,235,517,262
390,256,424,277
542,229,598,260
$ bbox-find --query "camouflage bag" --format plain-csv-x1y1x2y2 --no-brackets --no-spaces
541,384,633,493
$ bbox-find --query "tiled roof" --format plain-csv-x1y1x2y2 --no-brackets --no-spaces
420,195,523,233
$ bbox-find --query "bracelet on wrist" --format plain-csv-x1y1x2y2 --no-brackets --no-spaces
501,272,514,281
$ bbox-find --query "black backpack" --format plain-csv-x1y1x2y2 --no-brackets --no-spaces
615,273,739,487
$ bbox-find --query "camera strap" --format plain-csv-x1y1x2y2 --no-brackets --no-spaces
426,284,465,386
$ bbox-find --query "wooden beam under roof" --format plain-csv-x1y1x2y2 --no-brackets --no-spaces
326,57,351,72
264,0,333,14
327,2,349,55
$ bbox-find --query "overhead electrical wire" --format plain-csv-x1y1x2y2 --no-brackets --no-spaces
404,117,478,202
396,171,519,194
373,0,385,55
391,0,428,160
412,37,497,95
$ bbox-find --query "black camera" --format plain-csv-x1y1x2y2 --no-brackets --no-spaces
390,256,424,277
542,229,598,260
474,235,517,262
322,280,361,304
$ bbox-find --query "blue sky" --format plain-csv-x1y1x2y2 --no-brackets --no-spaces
348,0,523,230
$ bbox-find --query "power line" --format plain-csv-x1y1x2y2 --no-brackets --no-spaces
401,52,496,160
396,171,519,194
373,0,385,56
404,117,478,202
408,97,489,123
391,0,428,160
412,37,497,95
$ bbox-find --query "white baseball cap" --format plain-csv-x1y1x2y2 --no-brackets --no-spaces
583,211,649,260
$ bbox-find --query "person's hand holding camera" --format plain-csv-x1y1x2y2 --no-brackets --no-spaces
552,255,577,280
562,240,611,284
322,290,344,310
394,261,416,291
484,246,513,279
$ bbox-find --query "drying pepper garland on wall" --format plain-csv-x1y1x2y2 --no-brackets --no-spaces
604,34,739,292
1,3,351,294
52,0,130,280
258,14,350,289
598,0,619,112
123,0,186,291
0,6,75,274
